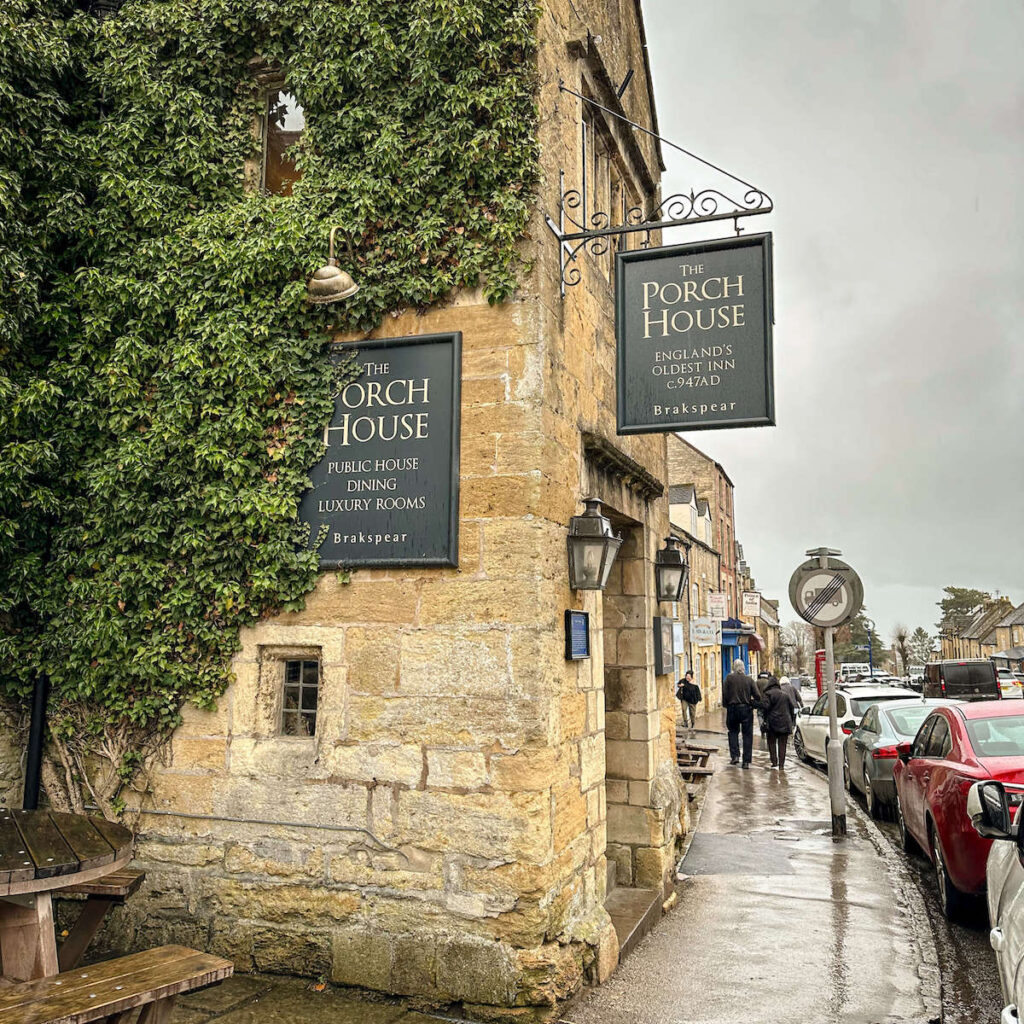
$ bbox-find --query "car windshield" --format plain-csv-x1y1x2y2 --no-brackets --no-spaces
965,715,1024,757
849,694,907,716
886,706,934,737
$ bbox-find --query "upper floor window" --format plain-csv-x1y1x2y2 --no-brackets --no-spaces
263,89,305,195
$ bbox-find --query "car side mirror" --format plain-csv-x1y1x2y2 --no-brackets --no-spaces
897,741,913,764
967,781,1014,840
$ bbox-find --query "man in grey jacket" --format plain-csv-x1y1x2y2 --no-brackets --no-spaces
723,659,760,768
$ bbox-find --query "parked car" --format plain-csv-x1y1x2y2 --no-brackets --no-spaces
844,698,959,818
922,659,1000,701
966,780,1024,1020
893,702,1024,918
794,685,913,765
997,667,1023,700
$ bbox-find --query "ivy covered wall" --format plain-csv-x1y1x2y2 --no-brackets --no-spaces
0,0,539,813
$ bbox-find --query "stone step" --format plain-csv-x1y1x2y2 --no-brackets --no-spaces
604,886,661,962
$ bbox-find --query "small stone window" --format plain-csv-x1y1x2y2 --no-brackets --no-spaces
262,88,305,195
281,658,319,736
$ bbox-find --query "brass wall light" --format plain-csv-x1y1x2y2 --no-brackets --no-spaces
307,225,359,304
654,535,689,603
567,498,622,591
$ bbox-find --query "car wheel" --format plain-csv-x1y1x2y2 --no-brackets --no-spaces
896,794,917,854
794,729,808,763
929,823,964,921
863,766,881,819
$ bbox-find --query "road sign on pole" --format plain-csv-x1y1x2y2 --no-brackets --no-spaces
789,548,864,838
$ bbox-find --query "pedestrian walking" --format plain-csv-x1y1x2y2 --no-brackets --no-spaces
723,660,760,768
779,674,803,716
761,676,797,769
755,671,772,736
676,670,701,731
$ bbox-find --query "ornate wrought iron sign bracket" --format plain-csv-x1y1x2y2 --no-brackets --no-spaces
546,84,773,297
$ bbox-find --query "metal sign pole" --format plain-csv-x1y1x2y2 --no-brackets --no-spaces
816,550,847,837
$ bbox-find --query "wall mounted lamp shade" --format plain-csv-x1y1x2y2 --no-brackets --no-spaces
655,535,689,603
567,498,622,591
307,225,359,304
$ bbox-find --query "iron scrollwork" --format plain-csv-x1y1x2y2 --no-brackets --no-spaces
545,174,773,296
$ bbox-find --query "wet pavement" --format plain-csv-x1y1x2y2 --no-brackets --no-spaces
561,711,941,1024
829,767,1003,1023
173,973,455,1024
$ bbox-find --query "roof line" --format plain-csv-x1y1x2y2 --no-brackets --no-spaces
633,0,666,172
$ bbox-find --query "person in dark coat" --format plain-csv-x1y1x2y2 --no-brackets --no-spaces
723,660,760,768
761,676,796,769
676,670,701,730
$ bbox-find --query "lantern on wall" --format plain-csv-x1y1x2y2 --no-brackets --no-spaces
566,498,622,591
654,535,689,603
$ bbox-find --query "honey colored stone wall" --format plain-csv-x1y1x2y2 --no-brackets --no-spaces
52,0,686,1013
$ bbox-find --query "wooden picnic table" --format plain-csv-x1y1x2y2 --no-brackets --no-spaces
0,809,132,982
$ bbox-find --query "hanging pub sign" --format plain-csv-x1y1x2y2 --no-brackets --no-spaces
299,332,461,568
742,591,762,617
615,233,774,433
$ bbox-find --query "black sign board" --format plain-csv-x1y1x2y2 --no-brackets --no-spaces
653,616,676,676
565,610,591,661
299,333,461,568
616,233,774,433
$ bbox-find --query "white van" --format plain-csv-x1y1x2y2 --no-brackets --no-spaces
839,663,870,680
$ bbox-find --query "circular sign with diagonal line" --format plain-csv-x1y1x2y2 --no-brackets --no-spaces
788,556,864,629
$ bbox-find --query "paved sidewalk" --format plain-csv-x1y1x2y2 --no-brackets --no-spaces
561,711,941,1024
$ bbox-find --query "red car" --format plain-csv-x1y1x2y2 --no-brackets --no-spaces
893,701,1024,918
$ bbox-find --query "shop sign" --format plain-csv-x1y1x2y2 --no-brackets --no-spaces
615,233,774,433
689,617,721,647
708,592,728,619
299,333,461,568
742,591,762,617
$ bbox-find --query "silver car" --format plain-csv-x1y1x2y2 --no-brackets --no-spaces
844,698,960,818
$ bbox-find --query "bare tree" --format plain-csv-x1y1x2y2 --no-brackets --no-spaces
781,620,815,674
892,624,911,677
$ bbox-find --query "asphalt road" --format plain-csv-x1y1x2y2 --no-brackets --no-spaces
806,754,1003,1023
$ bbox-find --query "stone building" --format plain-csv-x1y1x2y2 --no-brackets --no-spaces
990,602,1024,673
78,1,688,1013
667,434,739,617
942,598,1014,660
668,485,722,710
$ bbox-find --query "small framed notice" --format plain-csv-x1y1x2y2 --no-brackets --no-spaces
653,616,676,676
565,610,591,661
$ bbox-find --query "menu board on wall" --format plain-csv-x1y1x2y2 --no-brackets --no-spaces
299,333,461,568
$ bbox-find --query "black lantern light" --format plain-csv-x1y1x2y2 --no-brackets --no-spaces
654,535,689,603
567,498,622,591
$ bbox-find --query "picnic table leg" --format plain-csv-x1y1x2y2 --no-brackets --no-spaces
136,995,178,1023
58,896,116,971
0,892,59,980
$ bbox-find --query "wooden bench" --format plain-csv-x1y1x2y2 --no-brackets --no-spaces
678,765,715,780
0,944,232,1024
58,869,146,972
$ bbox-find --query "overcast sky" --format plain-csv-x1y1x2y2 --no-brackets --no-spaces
643,0,1024,642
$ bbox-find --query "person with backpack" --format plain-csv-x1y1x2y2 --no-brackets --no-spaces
676,670,701,730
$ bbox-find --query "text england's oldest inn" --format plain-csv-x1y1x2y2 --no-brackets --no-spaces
0,0,777,1014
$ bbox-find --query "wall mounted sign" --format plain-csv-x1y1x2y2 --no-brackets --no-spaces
615,233,774,433
653,616,676,676
742,591,762,618
708,592,728,620
299,332,461,568
565,610,591,660
689,617,721,647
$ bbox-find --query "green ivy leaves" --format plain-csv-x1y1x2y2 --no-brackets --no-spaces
0,0,539,761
